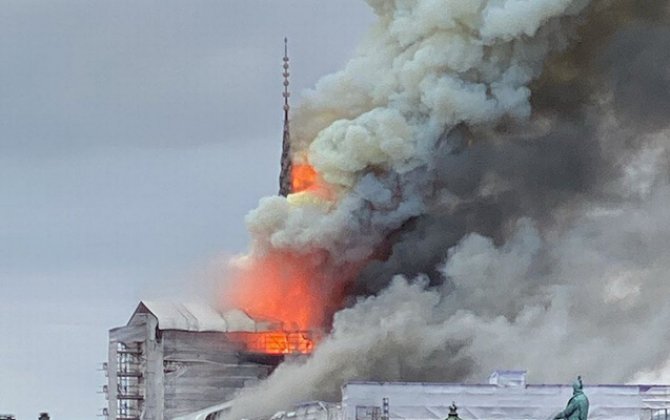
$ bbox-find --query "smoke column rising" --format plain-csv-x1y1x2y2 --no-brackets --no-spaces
223,0,670,418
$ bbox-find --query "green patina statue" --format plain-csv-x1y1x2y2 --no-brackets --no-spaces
554,376,589,420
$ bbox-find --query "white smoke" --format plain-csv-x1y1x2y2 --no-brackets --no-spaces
230,183,670,418
224,0,670,418
247,0,588,259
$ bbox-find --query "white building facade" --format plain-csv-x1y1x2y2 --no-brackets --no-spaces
340,373,670,420
224,371,670,420
104,301,282,420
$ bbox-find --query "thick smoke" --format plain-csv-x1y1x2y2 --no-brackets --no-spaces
225,0,670,418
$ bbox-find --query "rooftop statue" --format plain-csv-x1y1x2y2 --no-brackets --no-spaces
446,402,462,420
554,376,589,420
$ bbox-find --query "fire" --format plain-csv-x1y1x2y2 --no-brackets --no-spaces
220,165,349,355
222,251,340,355
288,163,336,205
291,164,318,193
228,331,319,355
222,251,330,330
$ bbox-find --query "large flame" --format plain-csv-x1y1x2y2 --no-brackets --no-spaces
223,251,332,330
221,164,344,355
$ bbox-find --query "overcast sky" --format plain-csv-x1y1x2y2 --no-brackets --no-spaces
0,2,374,418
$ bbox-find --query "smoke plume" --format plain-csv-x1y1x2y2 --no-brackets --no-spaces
223,0,670,418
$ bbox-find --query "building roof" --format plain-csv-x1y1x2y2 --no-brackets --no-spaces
173,401,233,420
128,301,275,333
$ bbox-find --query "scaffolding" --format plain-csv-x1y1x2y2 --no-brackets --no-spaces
112,342,144,420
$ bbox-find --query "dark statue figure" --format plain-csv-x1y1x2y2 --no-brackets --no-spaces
554,376,589,420
446,402,462,420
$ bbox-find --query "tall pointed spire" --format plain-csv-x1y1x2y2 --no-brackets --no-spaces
279,37,293,196
283,37,290,125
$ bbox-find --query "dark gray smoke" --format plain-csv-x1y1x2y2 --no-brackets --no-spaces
225,1,670,418
355,9,670,295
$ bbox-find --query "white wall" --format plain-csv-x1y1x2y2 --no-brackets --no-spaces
341,382,668,420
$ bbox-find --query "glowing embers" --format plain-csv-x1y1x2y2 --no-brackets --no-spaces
229,331,319,355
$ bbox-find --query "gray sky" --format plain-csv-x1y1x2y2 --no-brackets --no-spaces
0,2,374,418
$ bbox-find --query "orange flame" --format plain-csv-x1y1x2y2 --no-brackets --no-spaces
290,163,336,203
228,331,319,355
220,163,355,355
291,164,318,193
223,251,328,330
222,249,366,355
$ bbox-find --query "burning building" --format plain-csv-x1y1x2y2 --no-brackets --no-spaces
102,39,325,420
107,0,670,418
102,302,317,420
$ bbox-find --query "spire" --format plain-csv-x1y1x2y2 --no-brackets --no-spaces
279,37,293,196
283,37,290,123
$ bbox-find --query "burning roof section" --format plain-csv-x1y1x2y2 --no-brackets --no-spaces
129,301,318,355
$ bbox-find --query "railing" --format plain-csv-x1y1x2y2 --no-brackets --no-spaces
649,408,670,420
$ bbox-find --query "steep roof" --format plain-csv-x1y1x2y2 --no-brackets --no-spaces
128,301,273,333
